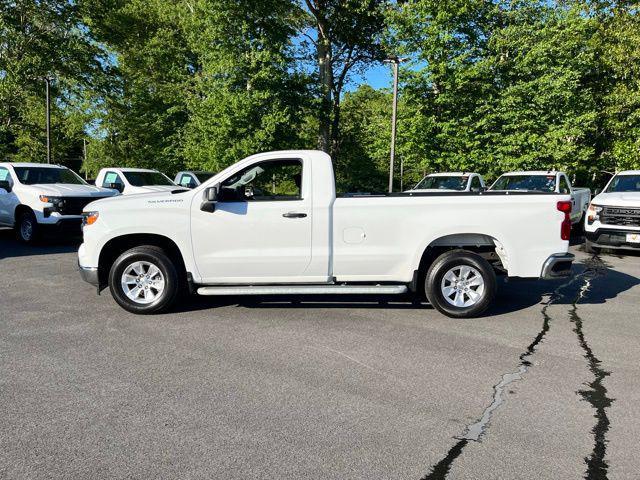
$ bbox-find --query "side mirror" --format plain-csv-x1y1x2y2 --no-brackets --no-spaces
108,182,124,193
0,180,12,193
201,185,219,212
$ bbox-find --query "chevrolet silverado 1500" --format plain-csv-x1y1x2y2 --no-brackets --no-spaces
78,151,575,318
585,170,640,253
95,167,179,195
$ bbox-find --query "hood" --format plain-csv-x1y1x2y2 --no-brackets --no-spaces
30,183,119,197
127,185,180,194
592,191,640,207
84,188,190,211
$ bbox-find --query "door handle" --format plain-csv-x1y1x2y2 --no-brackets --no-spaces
282,212,307,218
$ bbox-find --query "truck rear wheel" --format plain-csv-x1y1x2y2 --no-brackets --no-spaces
425,250,497,318
108,246,179,314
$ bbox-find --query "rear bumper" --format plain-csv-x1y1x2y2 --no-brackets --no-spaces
585,228,640,249
79,263,100,286
540,253,574,279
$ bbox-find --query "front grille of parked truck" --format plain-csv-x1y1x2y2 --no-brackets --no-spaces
54,197,109,216
600,206,640,227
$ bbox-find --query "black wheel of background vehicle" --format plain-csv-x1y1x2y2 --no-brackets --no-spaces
584,239,601,255
108,246,180,314
16,210,39,244
425,250,497,318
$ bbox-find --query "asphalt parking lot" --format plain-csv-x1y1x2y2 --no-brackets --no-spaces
1,228,640,479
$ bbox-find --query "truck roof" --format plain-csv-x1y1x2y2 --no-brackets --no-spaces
617,170,640,175
501,171,560,176
0,162,67,169
101,167,159,173
425,172,477,177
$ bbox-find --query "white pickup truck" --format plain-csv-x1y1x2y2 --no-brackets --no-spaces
0,162,119,243
78,151,575,318
585,170,640,253
95,167,179,195
408,172,486,193
490,171,591,224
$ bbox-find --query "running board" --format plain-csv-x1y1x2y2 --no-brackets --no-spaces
196,285,408,296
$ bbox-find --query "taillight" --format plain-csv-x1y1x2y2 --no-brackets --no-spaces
557,201,572,240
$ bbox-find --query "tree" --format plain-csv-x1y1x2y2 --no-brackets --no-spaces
301,0,390,160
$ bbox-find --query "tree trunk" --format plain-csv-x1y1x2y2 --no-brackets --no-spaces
317,31,332,153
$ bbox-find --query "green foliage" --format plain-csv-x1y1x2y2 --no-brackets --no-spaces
2,0,640,190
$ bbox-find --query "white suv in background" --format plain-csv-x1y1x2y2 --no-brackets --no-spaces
0,163,119,243
585,170,640,253
95,168,180,195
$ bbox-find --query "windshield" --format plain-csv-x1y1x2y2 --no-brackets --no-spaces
123,171,174,186
606,174,640,193
491,175,556,192
414,176,468,190
195,172,216,183
13,166,87,185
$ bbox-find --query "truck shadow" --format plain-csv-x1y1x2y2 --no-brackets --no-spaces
0,228,80,260
174,257,639,316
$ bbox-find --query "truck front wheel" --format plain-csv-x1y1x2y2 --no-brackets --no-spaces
108,246,179,314
425,250,497,318
16,210,39,244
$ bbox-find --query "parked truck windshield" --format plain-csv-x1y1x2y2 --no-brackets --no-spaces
13,166,87,185
606,175,640,192
414,176,468,190
492,175,555,192
123,171,174,187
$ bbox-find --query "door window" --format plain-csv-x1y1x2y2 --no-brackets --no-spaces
559,175,570,194
219,159,303,202
179,174,195,187
0,167,13,191
103,171,124,190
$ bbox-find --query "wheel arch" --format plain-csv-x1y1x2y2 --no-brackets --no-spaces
415,233,508,284
14,204,33,223
98,233,187,286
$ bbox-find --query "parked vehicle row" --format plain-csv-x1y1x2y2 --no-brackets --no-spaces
77,150,575,319
410,170,591,225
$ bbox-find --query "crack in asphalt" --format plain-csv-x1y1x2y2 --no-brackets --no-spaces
420,264,599,480
569,256,613,480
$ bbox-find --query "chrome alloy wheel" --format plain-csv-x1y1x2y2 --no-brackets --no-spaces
120,261,165,305
440,265,485,308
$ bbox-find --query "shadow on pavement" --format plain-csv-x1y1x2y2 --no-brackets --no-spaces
0,228,80,260
172,257,639,316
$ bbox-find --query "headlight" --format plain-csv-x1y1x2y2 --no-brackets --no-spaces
587,203,602,224
82,211,99,226
39,195,63,204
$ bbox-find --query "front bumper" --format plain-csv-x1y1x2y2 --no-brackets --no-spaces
585,228,640,249
40,218,83,237
540,253,575,279
79,263,100,286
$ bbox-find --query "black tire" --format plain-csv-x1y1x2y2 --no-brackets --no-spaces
108,246,180,314
425,250,497,318
584,239,601,255
15,209,39,244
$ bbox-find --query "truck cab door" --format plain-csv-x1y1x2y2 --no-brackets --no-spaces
190,157,315,284
0,167,17,226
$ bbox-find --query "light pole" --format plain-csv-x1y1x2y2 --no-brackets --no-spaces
44,77,51,164
383,57,407,193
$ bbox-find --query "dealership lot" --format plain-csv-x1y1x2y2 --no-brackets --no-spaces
1,228,640,479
